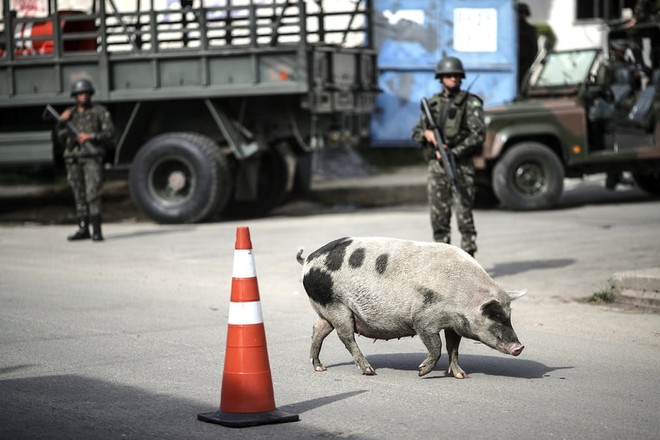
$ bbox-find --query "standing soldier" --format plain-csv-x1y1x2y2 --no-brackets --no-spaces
517,2,539,91
57,79,115,242
412,56,485,257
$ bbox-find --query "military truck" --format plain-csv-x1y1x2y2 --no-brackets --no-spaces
0,0,377,222
477,23,660,210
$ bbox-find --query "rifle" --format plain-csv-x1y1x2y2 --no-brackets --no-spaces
42,104,97,154
420,97,468,199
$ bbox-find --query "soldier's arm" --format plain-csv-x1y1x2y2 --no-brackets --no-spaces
55,106,75,146
93,107,116,145
451,96,485,159
412,113,427,144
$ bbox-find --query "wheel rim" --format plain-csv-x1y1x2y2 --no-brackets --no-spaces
147,156,196,207
513,161,547,196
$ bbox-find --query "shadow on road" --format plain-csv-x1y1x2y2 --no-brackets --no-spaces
0,374,370,440
327,352,572,380
486,258,576,278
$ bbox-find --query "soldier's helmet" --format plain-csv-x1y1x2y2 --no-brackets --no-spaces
70,79,95,96
518,3,531,18
435,56,466,79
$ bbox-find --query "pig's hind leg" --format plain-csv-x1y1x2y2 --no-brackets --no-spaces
323,304,376,375
445,329,468,379
416,331,443,377
310,317,335,372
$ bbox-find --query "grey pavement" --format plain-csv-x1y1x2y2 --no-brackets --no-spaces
309,166,660,311
1,163,659,311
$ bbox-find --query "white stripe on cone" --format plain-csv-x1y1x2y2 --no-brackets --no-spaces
233,249,256,278
227,301,264,325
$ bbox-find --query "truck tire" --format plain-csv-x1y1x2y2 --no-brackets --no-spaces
493,142,564,210
129,132,233,223
632,170,660,195
224,147,289,218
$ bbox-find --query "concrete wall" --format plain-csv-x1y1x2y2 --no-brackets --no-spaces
523,0,633,50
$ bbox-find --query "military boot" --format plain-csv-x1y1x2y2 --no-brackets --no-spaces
68,216,90,241
91,215,104,242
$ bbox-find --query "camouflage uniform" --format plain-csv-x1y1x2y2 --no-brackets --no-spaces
412,90,485,255
57,104,114,218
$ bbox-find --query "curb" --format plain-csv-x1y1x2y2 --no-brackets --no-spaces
611,268,660,311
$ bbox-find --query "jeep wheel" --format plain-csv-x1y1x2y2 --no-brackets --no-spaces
493,142,564,210
129,132,233,223
632,169,660,195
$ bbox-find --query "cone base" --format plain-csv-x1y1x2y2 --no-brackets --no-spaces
197,408,299,428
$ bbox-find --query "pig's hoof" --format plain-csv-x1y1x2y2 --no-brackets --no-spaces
418,364,434,377
448,367,469,379
312,361,327,372
362,366,376,375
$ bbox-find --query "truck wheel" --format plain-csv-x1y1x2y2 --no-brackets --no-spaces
129,133,233,223
493,142,564,210
224,147,290,218
632,170,660,195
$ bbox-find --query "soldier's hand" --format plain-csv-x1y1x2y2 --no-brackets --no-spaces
423,130,437,146
60,109,72,121
77,132,94,145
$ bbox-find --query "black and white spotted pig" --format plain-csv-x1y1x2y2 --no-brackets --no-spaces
297,237,526,378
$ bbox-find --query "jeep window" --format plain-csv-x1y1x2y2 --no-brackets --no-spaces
533,49,600,87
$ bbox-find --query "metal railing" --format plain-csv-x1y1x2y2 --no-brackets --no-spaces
0,0,371,59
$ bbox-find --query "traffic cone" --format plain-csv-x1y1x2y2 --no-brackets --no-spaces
198,226,299,428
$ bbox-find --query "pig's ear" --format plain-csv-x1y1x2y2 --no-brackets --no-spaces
506,289,527,301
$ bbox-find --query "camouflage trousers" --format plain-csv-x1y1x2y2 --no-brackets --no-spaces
65,155,104,217
426,159,477,254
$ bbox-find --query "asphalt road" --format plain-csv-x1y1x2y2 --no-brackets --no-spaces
1,187,659,439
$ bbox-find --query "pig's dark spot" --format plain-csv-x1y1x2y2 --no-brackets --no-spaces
456,314,472,334
419,288,439,306
308,238,351,261
489,321,517,342
308,238,352,272
349,248,366,268
375,253,389,274
482,300,511,326
303,268,335,306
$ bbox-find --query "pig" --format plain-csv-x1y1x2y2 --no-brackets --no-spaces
297,237,526,378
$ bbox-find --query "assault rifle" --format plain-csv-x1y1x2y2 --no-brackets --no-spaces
420,97,468,200
42,104,97,153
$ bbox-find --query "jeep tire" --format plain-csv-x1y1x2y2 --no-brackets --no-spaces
493,142,564,210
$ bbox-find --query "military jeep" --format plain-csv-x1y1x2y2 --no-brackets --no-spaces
477,23,660,210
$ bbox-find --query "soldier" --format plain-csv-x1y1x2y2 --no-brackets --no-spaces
412,56,486,257
517,3,539,91
57,79,115,241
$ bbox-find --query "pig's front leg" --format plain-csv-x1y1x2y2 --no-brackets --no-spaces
416,331,442,377
445,329,468,379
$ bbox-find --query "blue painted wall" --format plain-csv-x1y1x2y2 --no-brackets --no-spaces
371,0,517,147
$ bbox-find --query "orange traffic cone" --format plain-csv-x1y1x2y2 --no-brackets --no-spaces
198,226,299,428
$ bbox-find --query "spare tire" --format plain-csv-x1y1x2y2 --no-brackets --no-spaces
129,132,233,223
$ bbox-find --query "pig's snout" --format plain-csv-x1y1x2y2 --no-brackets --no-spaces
498,341,524,356
509,343,524,356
